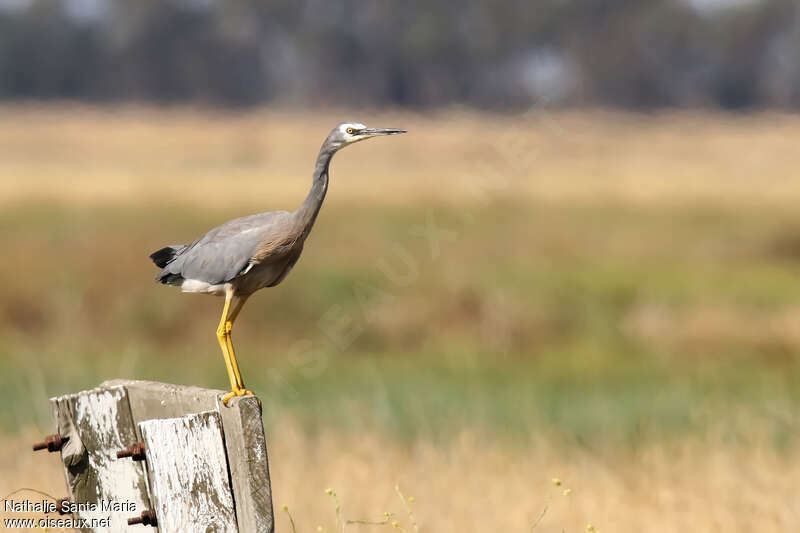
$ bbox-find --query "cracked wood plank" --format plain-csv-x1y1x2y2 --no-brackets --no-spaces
220,396,274,533
50,385,151,533
140,410,237,533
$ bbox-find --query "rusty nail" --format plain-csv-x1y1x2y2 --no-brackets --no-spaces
127,509,157,527
117,442,146,461
32,434,69,453
56,498,70,515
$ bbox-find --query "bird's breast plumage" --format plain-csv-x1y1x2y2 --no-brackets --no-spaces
232,244,304,294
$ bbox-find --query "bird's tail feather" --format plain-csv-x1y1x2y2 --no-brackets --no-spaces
149,245,187,268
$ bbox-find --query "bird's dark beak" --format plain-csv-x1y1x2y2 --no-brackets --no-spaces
362,128,407,136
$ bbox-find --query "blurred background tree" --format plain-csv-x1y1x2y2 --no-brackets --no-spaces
0,0,797,109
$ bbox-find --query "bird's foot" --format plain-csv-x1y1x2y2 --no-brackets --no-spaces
221,387,255,406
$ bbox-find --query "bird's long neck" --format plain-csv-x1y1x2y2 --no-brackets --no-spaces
295,144,335,237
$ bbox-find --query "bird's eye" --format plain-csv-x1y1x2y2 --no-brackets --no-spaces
346,127,355,134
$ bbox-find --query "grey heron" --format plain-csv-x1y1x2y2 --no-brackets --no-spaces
150,122,406,404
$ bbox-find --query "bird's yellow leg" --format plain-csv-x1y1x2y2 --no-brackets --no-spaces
216,293,239,395
224,295,252,398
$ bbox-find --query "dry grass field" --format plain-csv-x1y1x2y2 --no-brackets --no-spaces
3,423,799,532
1,105,799,531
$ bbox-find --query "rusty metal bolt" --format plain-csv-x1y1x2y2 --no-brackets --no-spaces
116,442,146,461
32,434,69,453
56,498,70,516
128,509,158,527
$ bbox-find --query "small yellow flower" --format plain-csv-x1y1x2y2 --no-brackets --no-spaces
408,496,416,503
325,488,335,496
563,488,572,496
281,504,289,511
586,524,596,532
391,521,400,528
552,477,562,486
384,511,393,518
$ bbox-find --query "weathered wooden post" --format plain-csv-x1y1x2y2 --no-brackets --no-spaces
35,379,274,533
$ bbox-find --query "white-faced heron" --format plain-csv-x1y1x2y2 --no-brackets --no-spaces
150,122,406,404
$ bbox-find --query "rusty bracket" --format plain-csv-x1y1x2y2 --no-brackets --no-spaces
127,509,158,527
32,434,69,453
116,442,146,461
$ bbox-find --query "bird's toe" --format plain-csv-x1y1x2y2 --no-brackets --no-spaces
221,388,255,406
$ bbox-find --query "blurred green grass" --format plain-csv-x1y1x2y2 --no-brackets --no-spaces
1,200,799,446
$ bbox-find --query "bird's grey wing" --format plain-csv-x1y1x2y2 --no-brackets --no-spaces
162,211,294,284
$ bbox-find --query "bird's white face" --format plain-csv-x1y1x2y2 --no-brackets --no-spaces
332,122,407,147
338,122,369,143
